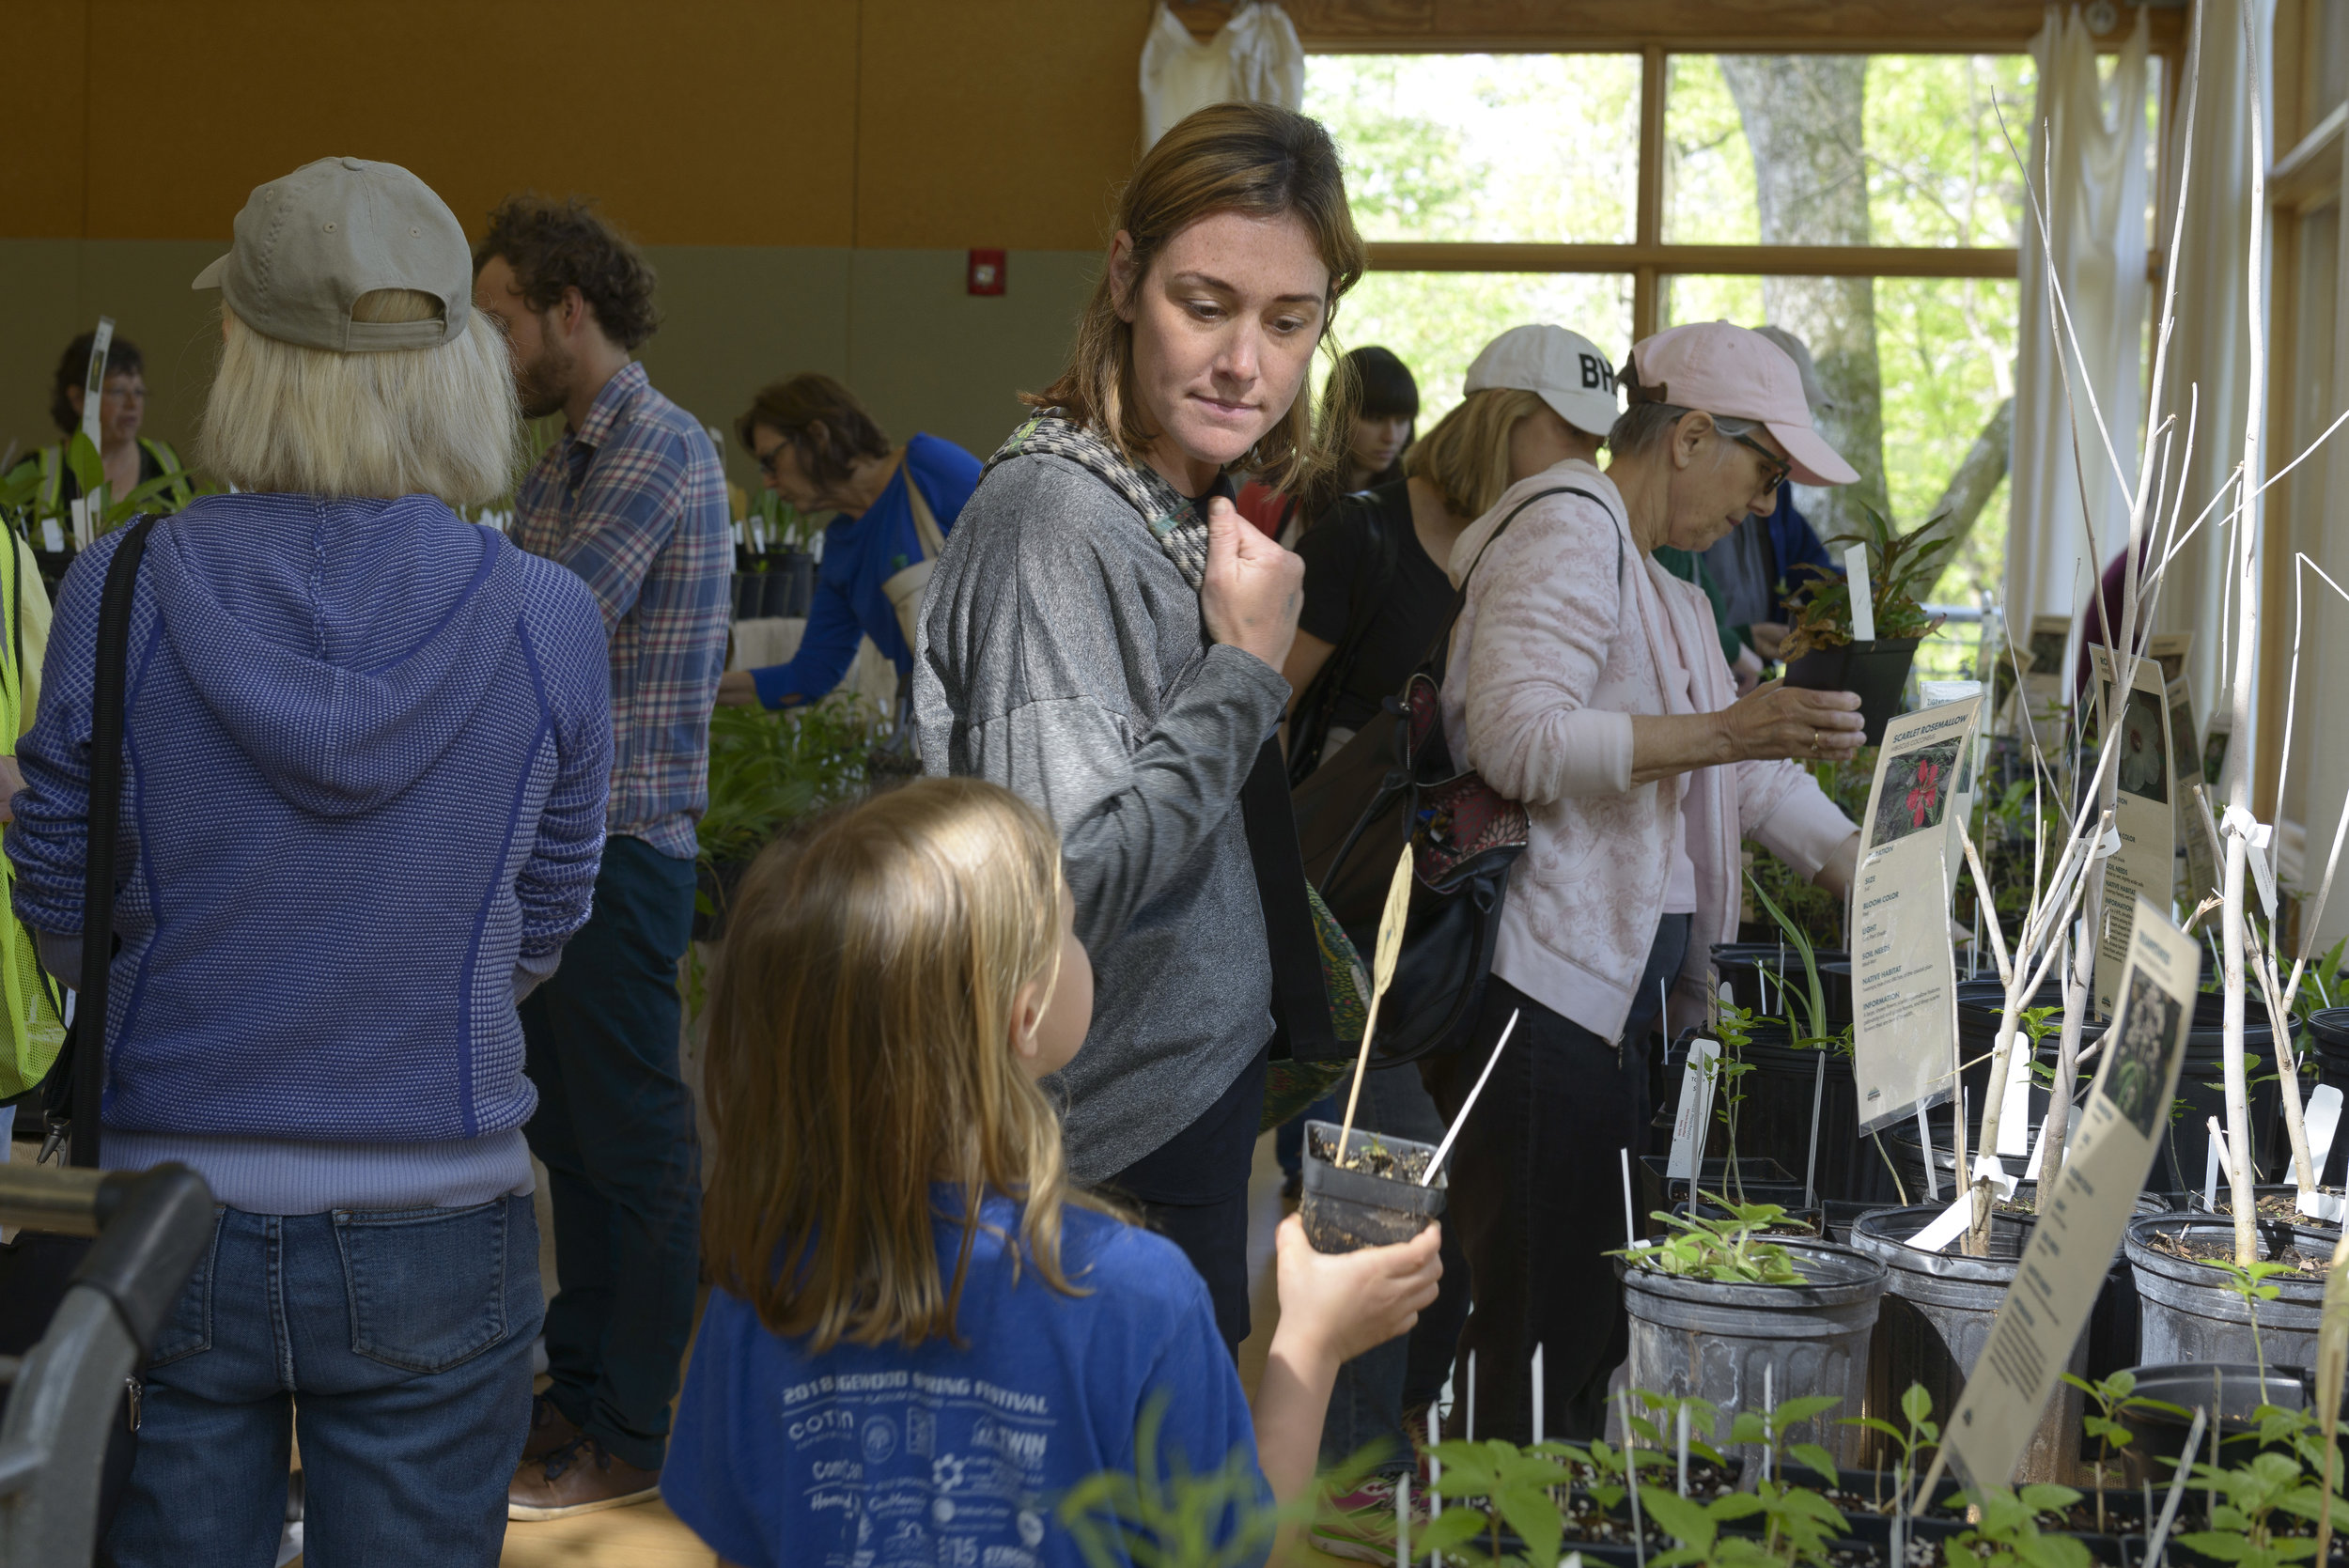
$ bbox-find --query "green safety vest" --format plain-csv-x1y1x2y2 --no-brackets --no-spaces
24,436,194,520
0,532,64,1099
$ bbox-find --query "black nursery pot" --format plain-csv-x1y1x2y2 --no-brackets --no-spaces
768,551,817,619
1299,1120,1446,1254
1782,637,1922,747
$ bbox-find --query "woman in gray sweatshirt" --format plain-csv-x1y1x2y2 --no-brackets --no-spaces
915,101,1367,1352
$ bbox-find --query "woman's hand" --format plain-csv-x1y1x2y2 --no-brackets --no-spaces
1721,678,1865,764
714,670,761,709
1200,496,1304,672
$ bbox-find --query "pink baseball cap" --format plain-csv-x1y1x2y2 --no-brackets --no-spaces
1626,321,1859,487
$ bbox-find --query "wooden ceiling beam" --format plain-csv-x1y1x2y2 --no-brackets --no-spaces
1283,0,2186,54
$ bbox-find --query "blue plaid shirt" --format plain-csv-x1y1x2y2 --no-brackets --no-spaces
515,362,730,861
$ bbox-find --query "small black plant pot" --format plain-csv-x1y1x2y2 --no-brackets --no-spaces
1782,637,1921,747
1299,1120,1445,1254
769,551,817,618
731,571,767,622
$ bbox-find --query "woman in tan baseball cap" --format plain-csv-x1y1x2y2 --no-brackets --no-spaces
1424,319,1868,1448
13,157,612,1567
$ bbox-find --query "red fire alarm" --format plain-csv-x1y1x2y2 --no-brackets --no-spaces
967,249,1006,296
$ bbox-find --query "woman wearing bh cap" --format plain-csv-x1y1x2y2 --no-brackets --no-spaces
1425,320,1866,1444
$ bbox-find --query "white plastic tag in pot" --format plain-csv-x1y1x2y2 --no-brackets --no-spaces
1668,1037,1719,1181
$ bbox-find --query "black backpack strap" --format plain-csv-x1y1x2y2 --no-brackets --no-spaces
62,516,157,1167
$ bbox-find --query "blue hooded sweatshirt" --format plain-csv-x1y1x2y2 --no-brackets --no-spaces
8,494,614,1213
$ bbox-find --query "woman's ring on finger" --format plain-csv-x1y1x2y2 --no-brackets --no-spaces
1812,729,1820,754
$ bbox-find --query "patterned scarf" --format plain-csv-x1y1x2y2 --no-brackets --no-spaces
987,412,1212,588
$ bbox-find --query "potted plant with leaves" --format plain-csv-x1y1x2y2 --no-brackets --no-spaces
1613,1201,1888,1468
1777,505,1952,746
692,695,884,945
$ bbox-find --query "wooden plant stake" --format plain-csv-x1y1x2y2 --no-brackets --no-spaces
1335,843,1417,1160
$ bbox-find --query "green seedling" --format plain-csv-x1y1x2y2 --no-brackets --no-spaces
1614,1198,1810,1285
2061,1369,2189,1531
1409,1437,1577,1568
1844,1381,1940,1516
1948,1485,2095,1568
2212,1258,2301,1389
2173,1447,2349,1568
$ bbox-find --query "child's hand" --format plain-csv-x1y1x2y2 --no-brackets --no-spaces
1272,1213,1441,1370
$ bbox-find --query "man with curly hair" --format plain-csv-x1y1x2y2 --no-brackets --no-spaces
474,194,731,1520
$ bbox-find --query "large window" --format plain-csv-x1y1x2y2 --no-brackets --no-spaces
1303,46,2123,614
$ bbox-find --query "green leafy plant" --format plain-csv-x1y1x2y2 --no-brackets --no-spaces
2061,1370,2188,1531
1948,1484,2095,1568
1748,875,1830,1046
1706,1004,1761,1203
2212,1259,2301,1389
696,696,882,870
2172,1447,2349,1568
1844,1381,1940,1517
1409,1437,1577,1567
1626,1389,1730,1473
1778,505,1953,660
1635,1397,1848,1568
1060,1394,1292,1568
1615,1198,1810,1285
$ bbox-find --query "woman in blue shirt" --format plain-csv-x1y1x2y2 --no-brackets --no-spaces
715,374,982,709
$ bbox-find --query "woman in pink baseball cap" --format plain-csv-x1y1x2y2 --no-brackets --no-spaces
1424,319,1867,1446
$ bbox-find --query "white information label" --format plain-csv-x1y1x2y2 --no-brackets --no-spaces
2089,649,2178,1017
1943,896,2201,1489
1667,1037,1721,1181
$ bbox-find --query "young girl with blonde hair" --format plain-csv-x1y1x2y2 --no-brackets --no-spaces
662,778,1440,1567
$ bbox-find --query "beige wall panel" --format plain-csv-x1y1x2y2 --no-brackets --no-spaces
5,3,89,236
842,248,1099,465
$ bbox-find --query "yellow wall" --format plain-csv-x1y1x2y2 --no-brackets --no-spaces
2,0,1151,482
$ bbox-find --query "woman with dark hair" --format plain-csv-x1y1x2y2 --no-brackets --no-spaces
712,373,980,710
915,101,1373,1357
8,332,194,550
1236,344,1418,542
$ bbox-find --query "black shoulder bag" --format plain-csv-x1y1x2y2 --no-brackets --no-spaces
1290,488,1622,1063
0,515,161,1514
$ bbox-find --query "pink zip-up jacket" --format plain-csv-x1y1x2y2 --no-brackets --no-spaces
1439,462,1856,1041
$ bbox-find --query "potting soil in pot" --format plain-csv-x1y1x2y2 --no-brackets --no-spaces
2124,1216,2331,1367
1848,1206,2087,1485
1618,1239,1888,1470
1299,1120,1445,1253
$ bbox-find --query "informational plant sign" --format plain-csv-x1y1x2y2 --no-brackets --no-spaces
2167,677,2217,908
1942,895,2200,1489
2089,649,2177,1017
2001,610,2077,737
78,317,115,454
2147,630,2193,688
1849,696,1980,1136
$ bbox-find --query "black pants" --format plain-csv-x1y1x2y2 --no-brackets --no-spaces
1423,915,1690,1444
1100,1048,1268,1358
520,837,703,1474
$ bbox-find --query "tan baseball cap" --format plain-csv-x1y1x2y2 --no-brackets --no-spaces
192,157,471,352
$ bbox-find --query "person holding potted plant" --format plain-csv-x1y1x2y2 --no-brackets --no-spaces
712,374,982,711
1430,320,1868,1446
914,101,1359,1358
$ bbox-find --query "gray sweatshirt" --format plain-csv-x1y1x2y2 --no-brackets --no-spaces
913,450,1289,1184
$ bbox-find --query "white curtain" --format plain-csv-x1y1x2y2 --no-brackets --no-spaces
1139,2,1304,151
2005,8,2152,657
2148,0,2272,731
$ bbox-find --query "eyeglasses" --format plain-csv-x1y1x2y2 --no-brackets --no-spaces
1728,429,1791,495
754,443,791,479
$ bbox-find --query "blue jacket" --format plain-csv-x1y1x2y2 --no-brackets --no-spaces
751,432,982,708
8,495,614,1146
1763,485,1839,622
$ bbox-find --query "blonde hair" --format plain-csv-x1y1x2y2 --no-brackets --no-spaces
197,289,520,504
1028,101,1366,495
1404,387,1549,521
702,778,1111,1351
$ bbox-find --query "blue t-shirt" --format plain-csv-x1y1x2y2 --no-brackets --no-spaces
662,1195,1268,1568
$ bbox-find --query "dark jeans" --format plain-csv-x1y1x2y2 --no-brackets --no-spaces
1423,915,1690,1445
1320,1061,1472,1476
108,1197,543,1568
1101,1048,1268,1358
521,835,701,1473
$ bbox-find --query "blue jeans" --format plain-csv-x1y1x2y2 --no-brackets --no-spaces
106,1195,543,1568
521,835,701,1471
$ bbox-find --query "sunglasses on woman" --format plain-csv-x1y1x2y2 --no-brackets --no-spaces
1727,428,1792,495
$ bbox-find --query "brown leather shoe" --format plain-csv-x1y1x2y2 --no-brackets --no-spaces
508,1436,661,1521
521,1394,581,1463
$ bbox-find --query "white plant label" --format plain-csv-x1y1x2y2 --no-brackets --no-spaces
2298,1085,2344,1221
1843,542,1875,643
78,317,114,454
1943,895,2201,1490
1906,1197,1971,1254
2167,677,2219,907
1996,1028,2034,1157
1850,697,1980,1137
1667,1037,1720,1181
39,515,63,552
2089,649,2178,1018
